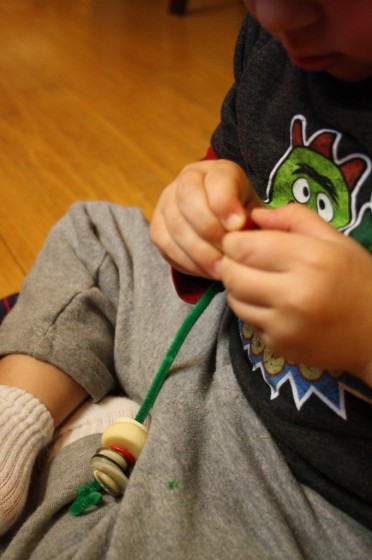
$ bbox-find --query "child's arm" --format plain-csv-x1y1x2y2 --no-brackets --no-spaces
221,204,372,386
150,158,263,280
0,354,87,427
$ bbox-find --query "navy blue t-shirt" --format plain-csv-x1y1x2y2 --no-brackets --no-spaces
211,14,372,530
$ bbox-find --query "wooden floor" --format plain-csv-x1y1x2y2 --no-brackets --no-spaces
0,0,246,297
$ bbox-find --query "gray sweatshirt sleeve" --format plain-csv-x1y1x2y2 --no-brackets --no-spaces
0,202,153,400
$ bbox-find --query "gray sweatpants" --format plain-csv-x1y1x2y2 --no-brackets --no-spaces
0,203,370,559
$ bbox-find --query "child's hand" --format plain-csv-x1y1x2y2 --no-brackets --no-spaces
220,204,372,385
150,160,262,279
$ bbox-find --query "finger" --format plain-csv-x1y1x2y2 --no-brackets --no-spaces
225,292,273,335
222,229,315,272
171,224,223,279
226,292,299,358
204,160,263,231
251,204,340,240
175,165,226,249
150,210,222,279
150,214,204,276
220,256,283,307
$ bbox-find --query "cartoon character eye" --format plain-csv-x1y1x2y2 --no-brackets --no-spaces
316,192,334,222
292,178,311,203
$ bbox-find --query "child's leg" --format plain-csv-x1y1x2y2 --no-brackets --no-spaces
0,354,88,428
0,383,147,535
47,395,150,463
0,353,87,535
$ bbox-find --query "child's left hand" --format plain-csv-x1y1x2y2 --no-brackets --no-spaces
220,204,372,386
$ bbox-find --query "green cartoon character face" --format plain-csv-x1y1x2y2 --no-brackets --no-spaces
266,116,369,230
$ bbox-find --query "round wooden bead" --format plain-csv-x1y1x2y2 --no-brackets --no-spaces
101,417,149,460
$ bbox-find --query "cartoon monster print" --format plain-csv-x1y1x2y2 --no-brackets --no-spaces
265,115,370,232
240,115,372,419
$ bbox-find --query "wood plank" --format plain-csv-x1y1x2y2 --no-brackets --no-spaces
0,235,24,297
0,0,246,295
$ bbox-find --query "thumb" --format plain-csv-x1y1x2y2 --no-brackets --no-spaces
251,204,339,240
204,160,263,231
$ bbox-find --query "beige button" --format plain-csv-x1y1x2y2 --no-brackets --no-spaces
101,417,149,460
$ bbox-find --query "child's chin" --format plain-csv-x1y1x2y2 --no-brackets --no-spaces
326,60,372,82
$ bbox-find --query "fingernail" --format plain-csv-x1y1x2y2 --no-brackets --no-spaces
225,213,245,231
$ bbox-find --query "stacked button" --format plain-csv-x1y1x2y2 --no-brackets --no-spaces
90,417,149,496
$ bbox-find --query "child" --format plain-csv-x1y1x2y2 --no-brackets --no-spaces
0,1,371,557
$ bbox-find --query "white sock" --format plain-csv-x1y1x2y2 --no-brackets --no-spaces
0,386,54,536
47,396,151,462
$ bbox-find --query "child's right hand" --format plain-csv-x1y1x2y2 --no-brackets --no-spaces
150,159,262,279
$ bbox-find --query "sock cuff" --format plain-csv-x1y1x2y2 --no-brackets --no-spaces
0,385,54,448
47,396,150,461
